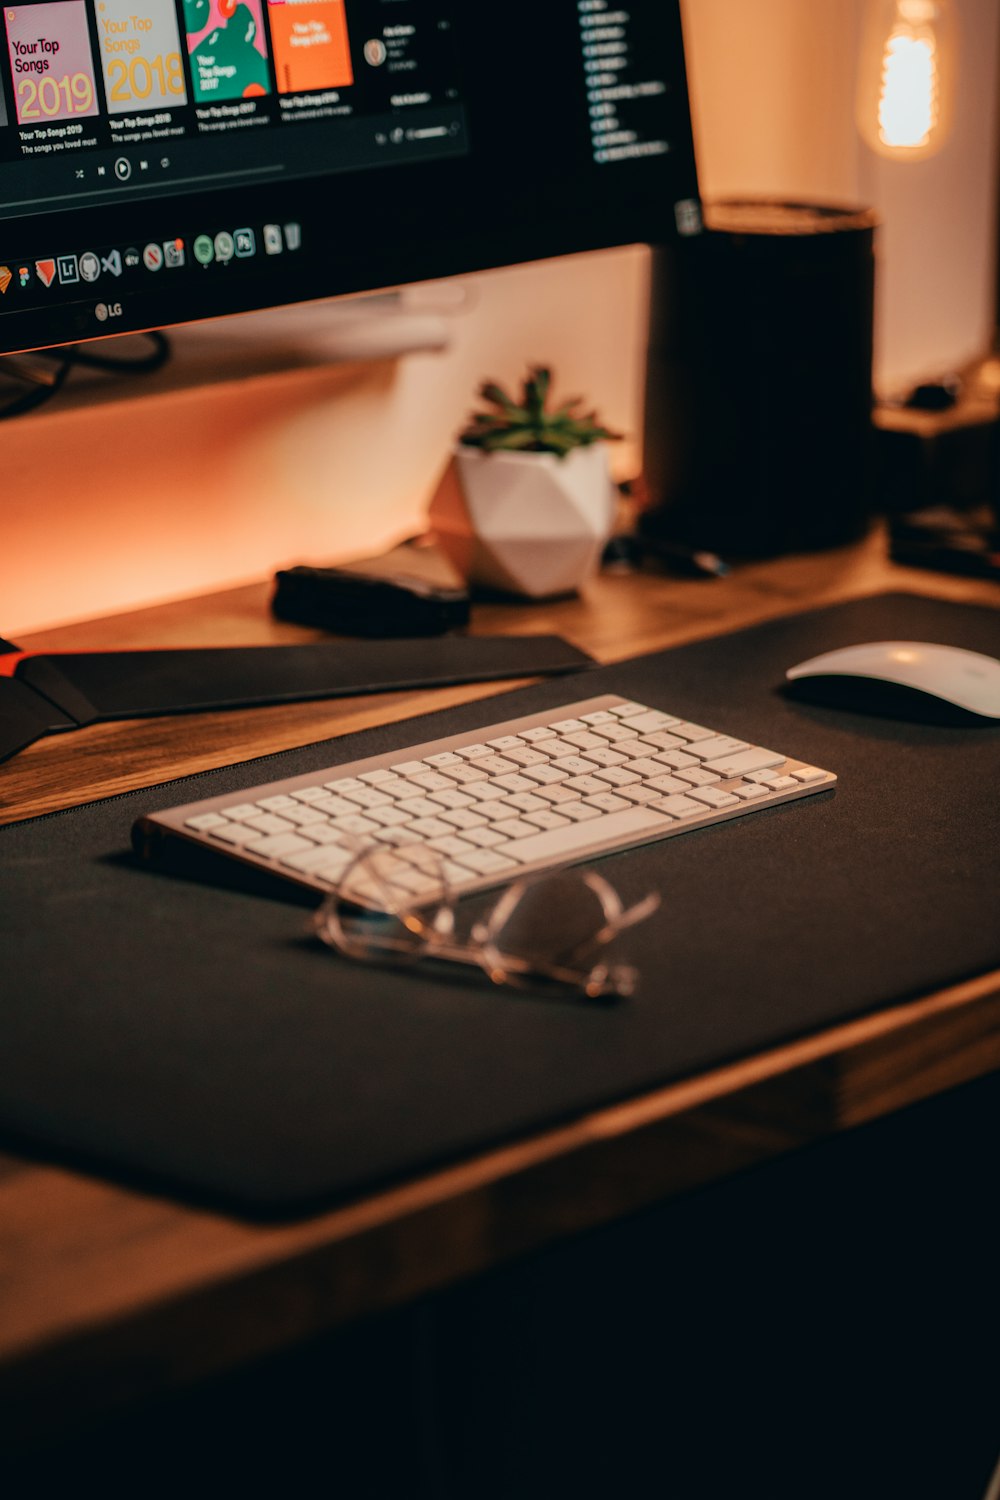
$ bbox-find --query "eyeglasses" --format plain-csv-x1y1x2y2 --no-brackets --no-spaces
313,843,660,1001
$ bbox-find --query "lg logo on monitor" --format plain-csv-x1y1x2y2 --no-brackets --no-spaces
94,302,123,322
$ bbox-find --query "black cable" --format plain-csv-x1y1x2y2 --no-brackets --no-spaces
0,331,171,420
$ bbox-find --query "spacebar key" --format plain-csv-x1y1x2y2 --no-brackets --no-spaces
501,806,671,865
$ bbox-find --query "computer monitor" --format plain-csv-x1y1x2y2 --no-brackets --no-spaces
0,0,701,357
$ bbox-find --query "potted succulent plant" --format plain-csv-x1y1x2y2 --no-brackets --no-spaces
429,366,622,599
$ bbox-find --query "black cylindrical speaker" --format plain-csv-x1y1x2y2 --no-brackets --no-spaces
642,201,878,557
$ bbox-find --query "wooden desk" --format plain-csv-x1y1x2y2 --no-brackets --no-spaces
2,526,999,1441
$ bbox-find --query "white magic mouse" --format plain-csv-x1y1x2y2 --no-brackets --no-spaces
785,640,1000,722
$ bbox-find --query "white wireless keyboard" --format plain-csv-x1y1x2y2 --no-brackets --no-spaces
135,695,836,906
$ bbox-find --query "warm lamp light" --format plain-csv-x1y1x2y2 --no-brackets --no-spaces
856,0,958,160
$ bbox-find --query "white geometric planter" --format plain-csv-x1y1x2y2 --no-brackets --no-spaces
428,443,616,599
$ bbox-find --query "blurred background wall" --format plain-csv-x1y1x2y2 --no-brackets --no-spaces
3,0,998,634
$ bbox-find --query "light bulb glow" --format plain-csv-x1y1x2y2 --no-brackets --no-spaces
856,0,957,161
879,31,937,148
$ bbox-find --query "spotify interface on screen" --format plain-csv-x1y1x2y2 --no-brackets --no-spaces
0,0,467,218
0,1,691,334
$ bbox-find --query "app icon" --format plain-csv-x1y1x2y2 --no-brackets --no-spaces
143,243,164,271
193,235,214,266
0,266,11,296
263,224,282,255
57,255,79,285
124,248,141,269
79,251,101,283
19,265,32,288
163,238,185,269
214,230,234,264
234,228,255,259
102,249,123,277
283,222,301,251
35,259,57,288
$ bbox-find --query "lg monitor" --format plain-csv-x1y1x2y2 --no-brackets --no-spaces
0,0,701,357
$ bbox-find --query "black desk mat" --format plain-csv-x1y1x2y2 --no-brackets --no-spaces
2,592,998,1217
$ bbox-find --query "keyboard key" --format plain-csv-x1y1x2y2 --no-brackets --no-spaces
221,803,259,821
685,787,740,809
501,747,550,767
791,766,827,783
491,818,538,840
440,763,489,784
330,814,380,836
592,767,641,787
551,755,597,776
427,789,475,810
730,782,770,800
686,736,750,762
461,826,508,848
616,785,663,805
638,730,686,750
649,794,705,818
551,718,586,732
702,748,785,777
579,748,628,768
521,764,570,785
407,817,455,839
425,752,464,767
340,788,393,810
504,792,549,814
493,774,536,794
618,710,676,733
535,784,579,804
559,801,602,821
645,774,689,794
440,808,488,830
390,761,428,776
243,813,295,835
669,723,714,743
452,848,520,876
428,834,478,857
408,771,454,792
653,750,699,771
560,731,608,751
397,797,443,819
366,805,412,827
257,796,297,812
455,743,492,759
580,710,617,724
502,804,669,863
281,845,355,874
522,809,571,831
477,755,520,776
673,767,722,787
487,735,523,751
584,792,631,813
467,781,509,802
245,832,315,858
210,823,265,845
592,721,645,742
564,775,607,795
185,812,228,830
301,824,348,844
323,778,367,795
283,806,330,827
519,726,558,742
359,769,395,785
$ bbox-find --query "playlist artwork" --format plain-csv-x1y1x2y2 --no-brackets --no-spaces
4,0,100,124
182,0,271,102
96,0,188,113
267,0,353,94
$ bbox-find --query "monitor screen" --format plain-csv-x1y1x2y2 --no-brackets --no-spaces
0,0,701,356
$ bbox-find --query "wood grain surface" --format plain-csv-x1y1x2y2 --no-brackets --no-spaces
2,524,998,1439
